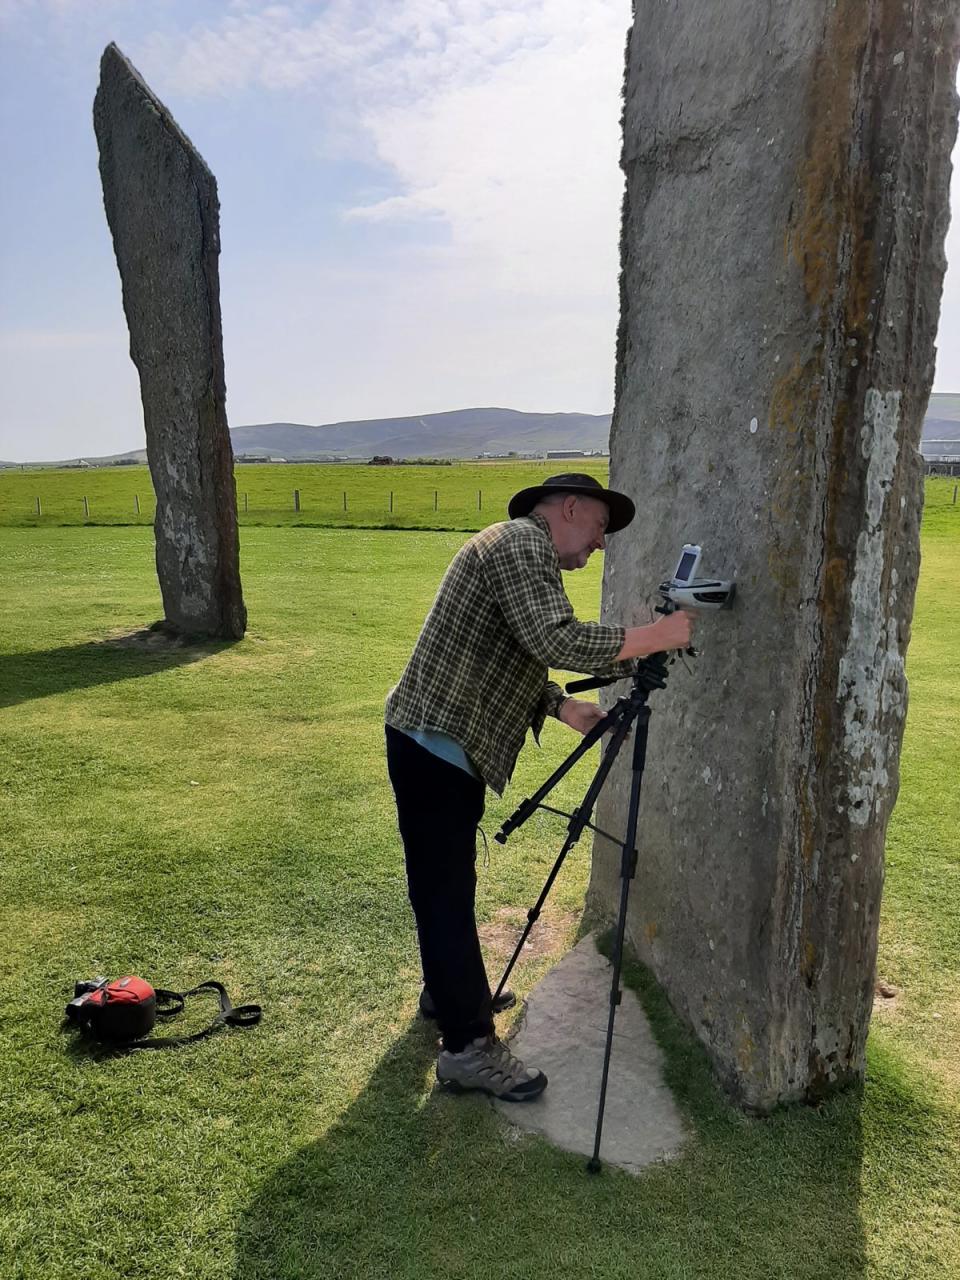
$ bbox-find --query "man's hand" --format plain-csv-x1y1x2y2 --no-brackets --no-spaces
616,608,696,661
649,608,696,652
558,697,609,736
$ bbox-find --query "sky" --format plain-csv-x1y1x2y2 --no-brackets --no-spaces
0,0,957,463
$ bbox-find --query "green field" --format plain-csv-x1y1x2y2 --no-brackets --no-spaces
0,461,610,530
2,462,957,537
0,511,957,1279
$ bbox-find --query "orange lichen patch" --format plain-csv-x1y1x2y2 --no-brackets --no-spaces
766,354,821,596
644,920,660,943
785,6,870,309
821,556,849,628
767,353,822,485
766,544,801,597
843,170,879,334
768,353,817,438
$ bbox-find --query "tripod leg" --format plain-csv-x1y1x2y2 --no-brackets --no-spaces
587,702,651,1174
492,702,638,1004
496,692,633,843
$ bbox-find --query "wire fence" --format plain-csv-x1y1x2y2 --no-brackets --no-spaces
1,485,527,530
3,468,957,529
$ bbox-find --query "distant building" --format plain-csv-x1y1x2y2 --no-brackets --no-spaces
546,449,587,459
369,455,395,465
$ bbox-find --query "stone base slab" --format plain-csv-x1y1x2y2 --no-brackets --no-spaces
492,935,686,1175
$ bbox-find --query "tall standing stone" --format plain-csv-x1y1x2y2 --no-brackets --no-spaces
94,43,246,639
590,3,958,1110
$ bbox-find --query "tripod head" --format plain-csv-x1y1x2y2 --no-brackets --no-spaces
565,651,670,695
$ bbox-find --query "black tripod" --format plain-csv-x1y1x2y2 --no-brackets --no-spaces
491,650,673,1173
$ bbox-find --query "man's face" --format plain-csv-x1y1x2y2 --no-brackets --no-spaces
555,495,610,570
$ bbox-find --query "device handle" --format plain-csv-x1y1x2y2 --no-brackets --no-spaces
565,673,622,693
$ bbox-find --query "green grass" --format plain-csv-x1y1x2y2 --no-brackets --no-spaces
0,520,957,1279
0,460,610,530
3,463,955,537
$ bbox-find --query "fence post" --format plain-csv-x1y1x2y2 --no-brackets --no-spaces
953,484,958,505
35,496,41,516
294,489,301,513
389,491,394,513
343,491,347,512
478,489,482,511
134,494,141,515
434,490,438,511
83,496,89,518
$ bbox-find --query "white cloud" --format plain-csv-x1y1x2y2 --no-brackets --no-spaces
137,1,628,303
347,11,626,301
135,2,628,424
0,0,631,457
0,0,131,27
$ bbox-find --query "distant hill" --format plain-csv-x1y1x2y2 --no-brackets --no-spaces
2,393,957,467
228,408,612,461
921,392,960,457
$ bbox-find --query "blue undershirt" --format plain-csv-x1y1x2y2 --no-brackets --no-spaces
397,727,482,781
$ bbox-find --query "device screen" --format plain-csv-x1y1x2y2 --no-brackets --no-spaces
675,550,698,582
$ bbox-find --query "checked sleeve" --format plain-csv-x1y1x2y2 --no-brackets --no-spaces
478,525,625,674
539,678,567,721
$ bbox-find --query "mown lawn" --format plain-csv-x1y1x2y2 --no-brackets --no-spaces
0,460,610,530
0,506,956,1279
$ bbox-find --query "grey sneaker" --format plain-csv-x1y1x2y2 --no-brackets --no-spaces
436,1035,547,1102
419,987,517,1019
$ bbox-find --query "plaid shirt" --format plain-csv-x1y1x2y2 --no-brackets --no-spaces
385,513,627,794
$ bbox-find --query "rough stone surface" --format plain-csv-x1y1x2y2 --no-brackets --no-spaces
591,3,959,1110
94,44,246,639
492,935,686,1174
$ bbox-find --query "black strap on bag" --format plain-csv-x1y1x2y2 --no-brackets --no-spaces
128,981,262,1051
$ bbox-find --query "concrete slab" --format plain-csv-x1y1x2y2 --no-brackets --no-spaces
491,934,687,1175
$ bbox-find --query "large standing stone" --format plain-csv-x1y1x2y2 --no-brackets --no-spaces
590,4,958,1110
94,44,246,639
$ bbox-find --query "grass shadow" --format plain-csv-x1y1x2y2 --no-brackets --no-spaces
233,996,873,1279
0,630,239,708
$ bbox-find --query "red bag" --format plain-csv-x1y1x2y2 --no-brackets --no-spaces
65,976,261,1048
82,975,158,1042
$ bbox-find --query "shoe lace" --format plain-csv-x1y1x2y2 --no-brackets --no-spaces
485,1037,528,1087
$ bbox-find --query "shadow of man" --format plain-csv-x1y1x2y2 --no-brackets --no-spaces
234,1011,871,1280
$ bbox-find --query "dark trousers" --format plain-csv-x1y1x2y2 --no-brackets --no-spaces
385,725,495,1052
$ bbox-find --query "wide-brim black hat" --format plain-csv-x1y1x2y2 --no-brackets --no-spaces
508,472,635,533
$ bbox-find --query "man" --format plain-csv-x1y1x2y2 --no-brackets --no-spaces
385,473,694,1101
